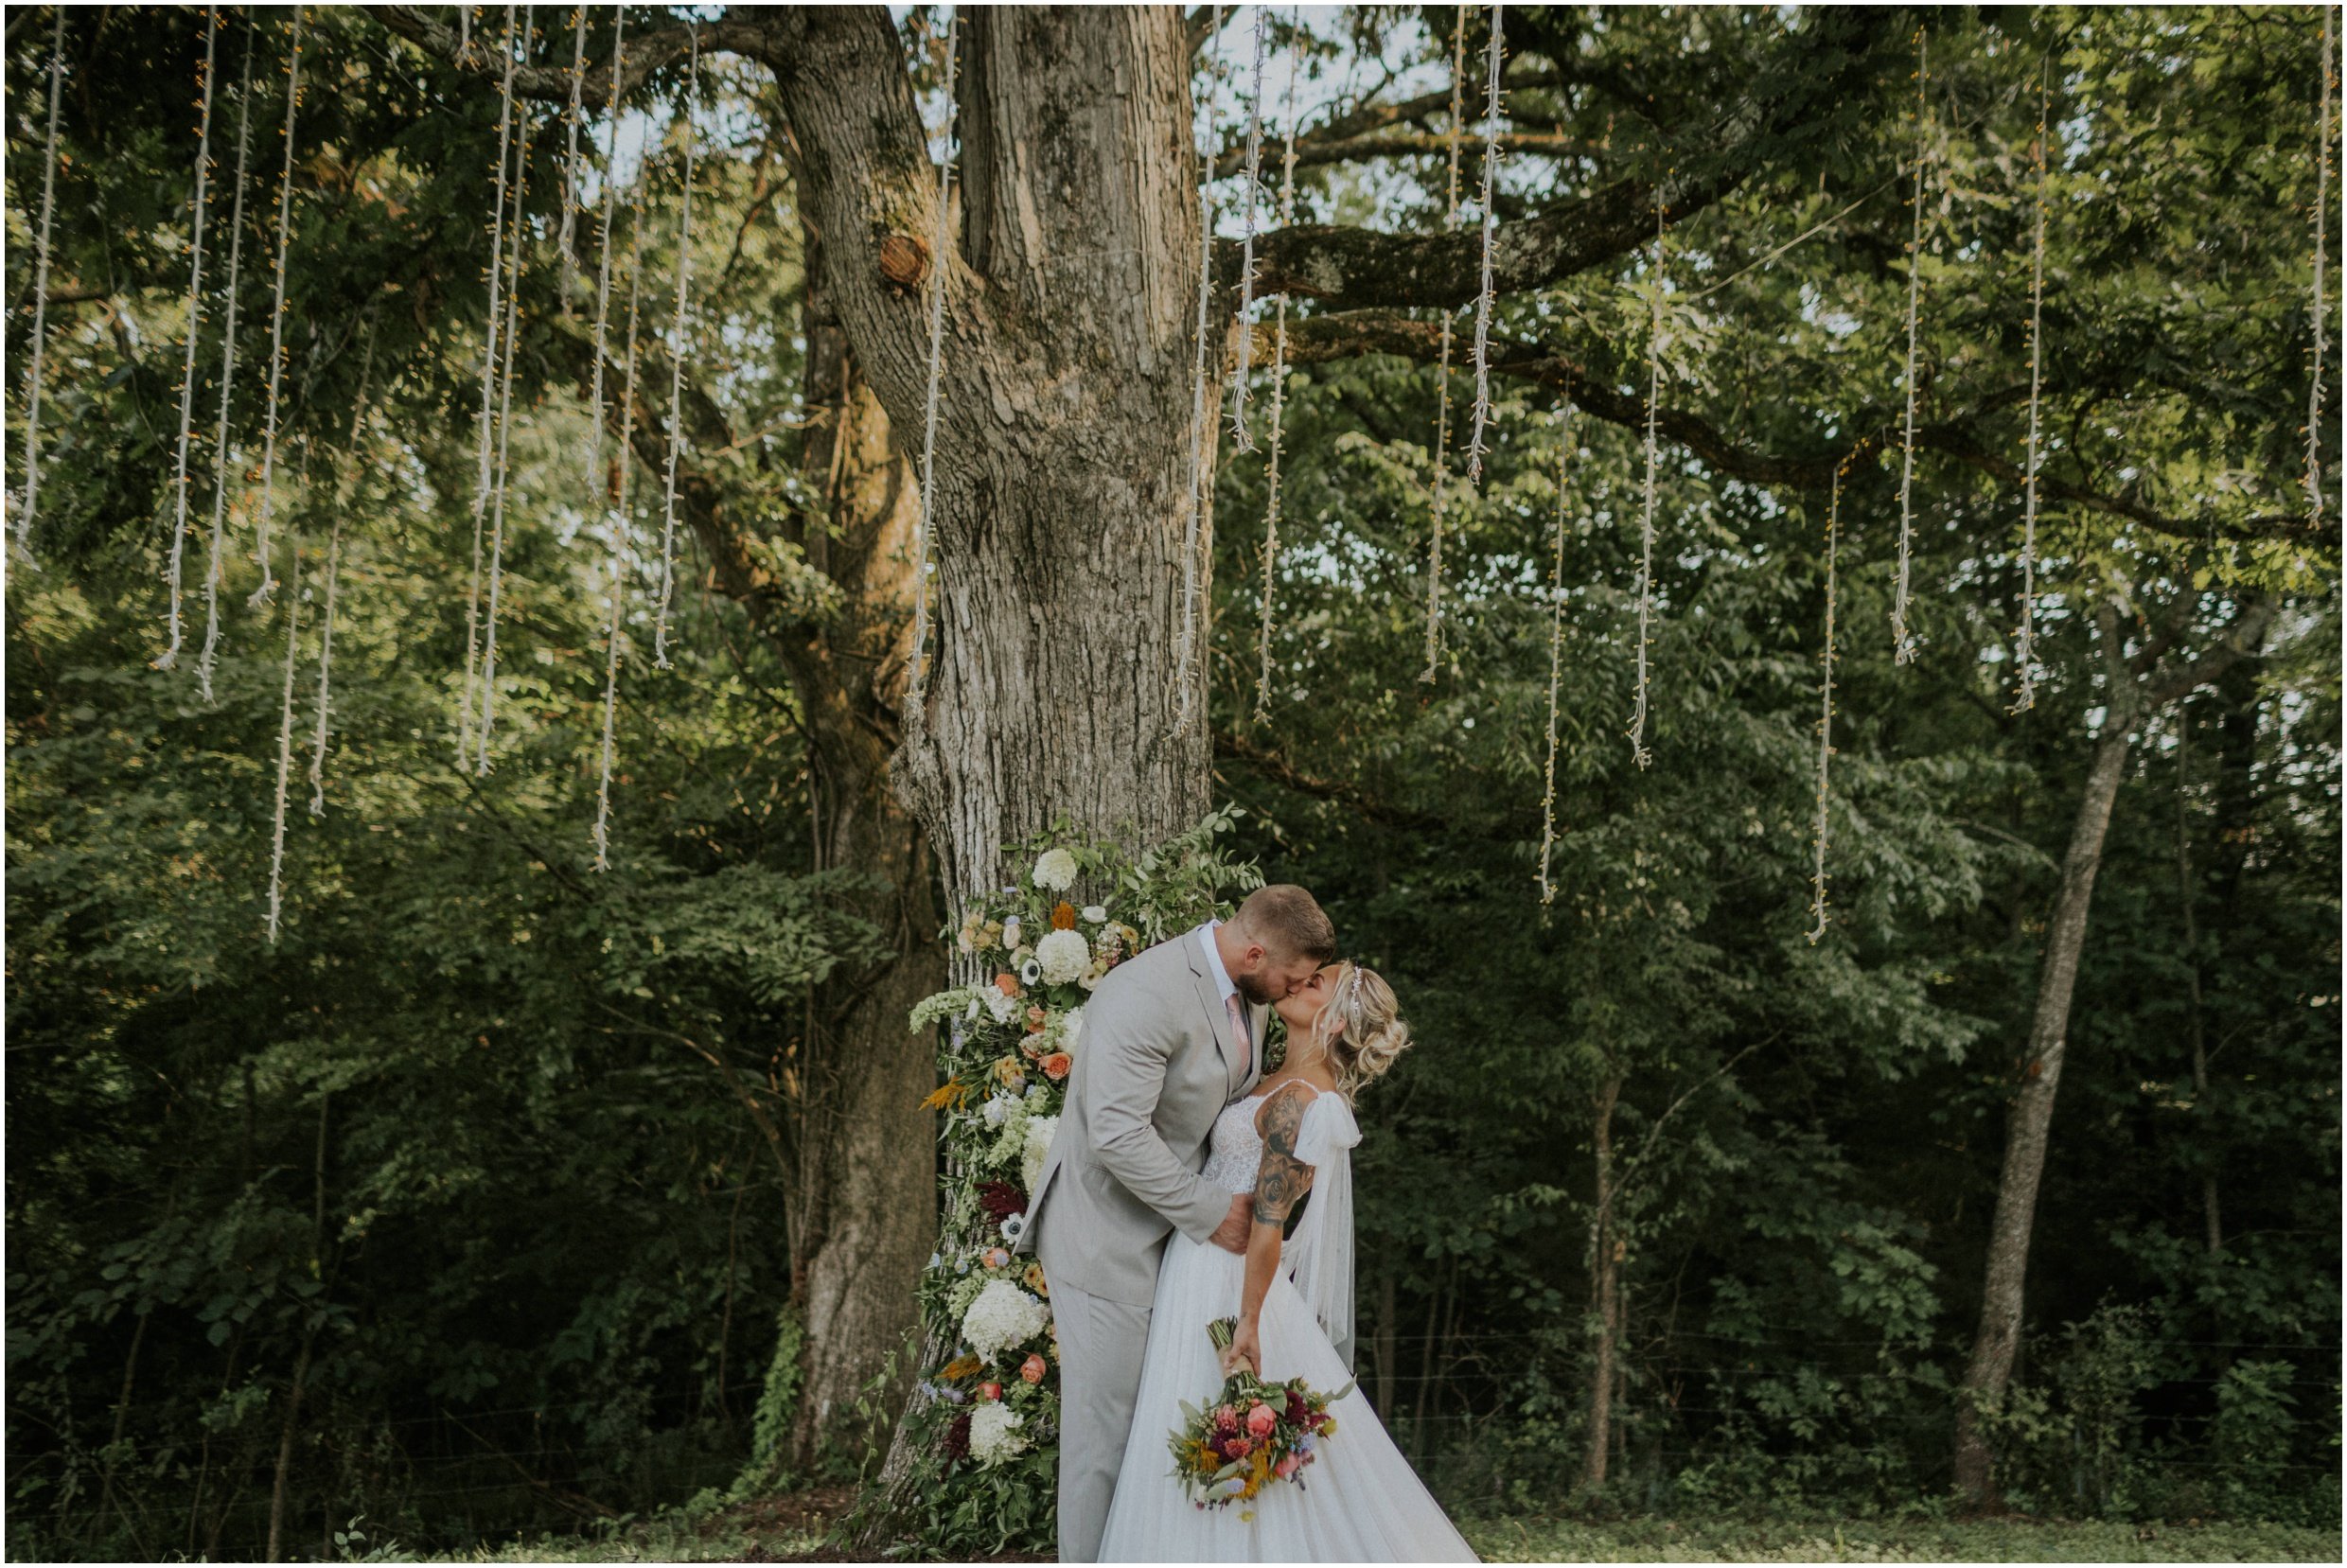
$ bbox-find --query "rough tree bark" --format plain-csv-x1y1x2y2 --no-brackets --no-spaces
1951,598,2272,1508
1582,1070,1623,1495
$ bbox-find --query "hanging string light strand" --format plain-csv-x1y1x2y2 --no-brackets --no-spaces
1251,10,1301,727
1626,191,1666,769
246,9,309,608
264,538,306,943
458,2,522,767
557,5,588,299
1807,449,1856,943
1170,3,1226,734
909,9,960,711
2012,60,2049,714
1890,24,1928,665
11,10,66,564
1537,393,1574,906
1420,3,1470,683
1226,6,1271,452
587,10,631,869
653,22,701,669
475,2,538,770
198,28,259,702
594,184,650,872
1464,2,1505,484
2309,6,2336,520
158,7,222,669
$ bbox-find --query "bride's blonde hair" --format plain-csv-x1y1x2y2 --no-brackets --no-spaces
1307,960,1412,1101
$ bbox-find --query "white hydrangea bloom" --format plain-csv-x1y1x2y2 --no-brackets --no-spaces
1032,849,1078,890
1021,1115,1059,1196
1035,928,1090,985
969,1401,1028,1466
981,1094,1015,1128
983,989,1018,1025
961,1277,1049,1364
1062,1006,1085,1053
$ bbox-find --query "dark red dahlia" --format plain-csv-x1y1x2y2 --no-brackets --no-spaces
942,1410,973,1467
978,1181,1028,1225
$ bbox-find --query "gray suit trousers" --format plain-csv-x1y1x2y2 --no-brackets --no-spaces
1048,1277,1153,1563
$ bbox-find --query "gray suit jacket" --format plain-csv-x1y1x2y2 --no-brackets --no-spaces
1017,926,1267,1308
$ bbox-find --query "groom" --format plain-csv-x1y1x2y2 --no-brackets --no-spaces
1016,884,1338,1562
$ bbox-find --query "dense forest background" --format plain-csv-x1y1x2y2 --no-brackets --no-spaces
6,3,2341,1561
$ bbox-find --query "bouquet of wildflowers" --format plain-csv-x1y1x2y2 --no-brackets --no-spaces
1166,1317,1350,1515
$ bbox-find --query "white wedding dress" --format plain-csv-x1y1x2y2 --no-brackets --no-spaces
1095,1085,1478,1562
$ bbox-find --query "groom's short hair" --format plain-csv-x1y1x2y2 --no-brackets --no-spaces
1234,885,1338,964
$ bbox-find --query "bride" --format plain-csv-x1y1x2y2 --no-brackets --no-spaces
1096,960,1478,1562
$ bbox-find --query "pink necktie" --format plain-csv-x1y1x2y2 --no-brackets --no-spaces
1226,993,1251,1065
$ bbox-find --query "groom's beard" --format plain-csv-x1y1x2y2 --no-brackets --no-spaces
1234,971,1282,1008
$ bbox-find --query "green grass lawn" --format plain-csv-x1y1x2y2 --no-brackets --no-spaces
1464,1514,2342,1563
390,1491,2341,1563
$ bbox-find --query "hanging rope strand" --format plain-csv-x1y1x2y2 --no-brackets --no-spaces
652,22,701,670
1807,453,1848,944
1890,24,1928,665
2013,61,2049,715
475,2,538,770
1170,3,1226,733
246,9,308,609
1537,394,1573,907
1464,2,1505,484
2310,6,2336,520
588,16,633,871
556,5,588,300
198,28,259,702
159,8,222,668
265,538,306,943
1251,10,1301,727
308,322,377,817
12,10,66,563
1226,6,1270,452
594,185,649,872
458,2,521,768
1419,3,1470,683
1626,194,1665,770
909,9,960,711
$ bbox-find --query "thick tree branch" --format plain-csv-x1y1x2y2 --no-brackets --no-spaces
1212,731,1442,831
378,6,788,109
1218,129,1581,182
1209,66,1575,178
1279,310,2319,545
1229,9,1898,310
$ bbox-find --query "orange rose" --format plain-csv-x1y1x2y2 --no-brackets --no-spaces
1042,1052,1072,1082
1025,1006,1048,1032
994,972,1020,996
1051,902,1078,930
1020,1354,1048,1384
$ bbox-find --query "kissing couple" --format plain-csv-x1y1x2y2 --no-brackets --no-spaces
1015,885,1479,1562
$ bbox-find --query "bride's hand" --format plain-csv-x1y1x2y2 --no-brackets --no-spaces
1220,1318,1262,1379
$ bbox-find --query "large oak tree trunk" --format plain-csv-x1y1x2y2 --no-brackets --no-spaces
776,292,944,1467
1950,719,2132,1506
763,8,1219,1542
1582,1072,1624,1495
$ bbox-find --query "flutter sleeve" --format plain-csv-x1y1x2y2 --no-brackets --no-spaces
1282,1090,1363,1373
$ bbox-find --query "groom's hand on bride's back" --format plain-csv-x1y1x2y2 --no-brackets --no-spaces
1209,1192,1252,1254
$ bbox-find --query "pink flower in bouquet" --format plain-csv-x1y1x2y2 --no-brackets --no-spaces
1245,1402,1278,1437
1275,1453,1301,1480
1211,1404,1239,1433
1225,1436,1253,1460
1020,1354,1048,1384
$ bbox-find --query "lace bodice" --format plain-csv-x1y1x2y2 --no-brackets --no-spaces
1199,1089,1277,1194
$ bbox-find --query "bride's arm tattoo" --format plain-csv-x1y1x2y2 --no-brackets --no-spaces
1251,1087,1315,1227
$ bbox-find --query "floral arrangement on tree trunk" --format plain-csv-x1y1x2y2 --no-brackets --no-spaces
894,808,1262,1555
